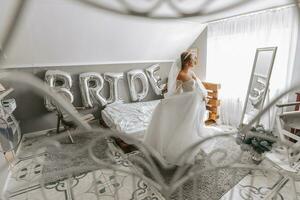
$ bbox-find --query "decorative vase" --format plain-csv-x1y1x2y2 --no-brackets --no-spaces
251,151,264,164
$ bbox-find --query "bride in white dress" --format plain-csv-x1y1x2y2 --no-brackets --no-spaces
144,51,216,166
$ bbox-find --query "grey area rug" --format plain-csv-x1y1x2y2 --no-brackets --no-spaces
128,137,253,200
41,132,111,183
18,131,113,183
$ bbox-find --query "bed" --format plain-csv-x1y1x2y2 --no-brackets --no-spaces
101,82,220,143
101,100,160,142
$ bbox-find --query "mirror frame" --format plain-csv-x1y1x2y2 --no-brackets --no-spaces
240,47,277,127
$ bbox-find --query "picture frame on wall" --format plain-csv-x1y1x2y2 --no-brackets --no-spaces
189,48,199,67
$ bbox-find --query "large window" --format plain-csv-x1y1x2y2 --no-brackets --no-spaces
206,6,298,127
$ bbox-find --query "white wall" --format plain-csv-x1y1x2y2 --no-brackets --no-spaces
189,27,207,80
5,61,174,133
0,0,205,68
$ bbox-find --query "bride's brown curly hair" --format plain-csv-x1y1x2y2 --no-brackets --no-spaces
180,51,193,69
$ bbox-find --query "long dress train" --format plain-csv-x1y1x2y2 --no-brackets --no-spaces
144,73,216,166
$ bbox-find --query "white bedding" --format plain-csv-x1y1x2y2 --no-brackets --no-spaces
101,100,160,141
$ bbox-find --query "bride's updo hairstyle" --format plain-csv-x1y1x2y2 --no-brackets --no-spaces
180,51,193,69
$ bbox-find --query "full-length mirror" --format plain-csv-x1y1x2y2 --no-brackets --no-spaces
240,47,277,126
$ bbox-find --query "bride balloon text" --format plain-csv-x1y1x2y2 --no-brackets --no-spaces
44,65,163,111
44,70,74,111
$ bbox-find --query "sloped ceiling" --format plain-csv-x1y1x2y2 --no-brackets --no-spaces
0,0,295,67
0,0,206,67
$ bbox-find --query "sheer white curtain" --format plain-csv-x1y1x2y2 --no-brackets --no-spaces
206,5,298,128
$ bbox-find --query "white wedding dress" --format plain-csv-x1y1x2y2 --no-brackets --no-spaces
144,67,217,166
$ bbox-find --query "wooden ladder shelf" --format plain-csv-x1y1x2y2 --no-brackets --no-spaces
203,82,221,125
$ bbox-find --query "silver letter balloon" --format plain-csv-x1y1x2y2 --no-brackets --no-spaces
127,69,149,101
79,72,107,108
104,72,124,104
44,70,74,111
146,64,163,95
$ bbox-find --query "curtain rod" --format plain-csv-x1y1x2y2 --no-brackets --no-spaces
206,3,297,24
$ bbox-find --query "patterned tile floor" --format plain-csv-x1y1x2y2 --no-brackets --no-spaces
221,150,300,200
2,130,164,200
2,129,300,200
5,165,163,200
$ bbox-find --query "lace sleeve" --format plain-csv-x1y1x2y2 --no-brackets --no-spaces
190,71,208,98
175,81,183,95
198,80,208,98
